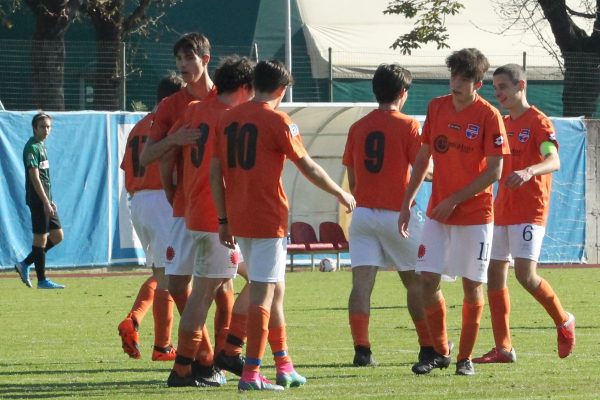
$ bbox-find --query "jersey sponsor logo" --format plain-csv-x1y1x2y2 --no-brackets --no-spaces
518,128,530,143
465,124,480,139
288,123,300,137
448,123,461,130
506,131,514,137
166,246,175,261
493,134,504,147
39,160,49,169
434,135,449,153
417,244,426,259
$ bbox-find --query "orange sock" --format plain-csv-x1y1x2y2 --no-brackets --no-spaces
457,299,484,361
152,288,174,348
488,287,512,351
171,287,191,315
413,318,433,347
173,328,203,377
129,276,157,324
532,278,568,325
214,287,234,354
425,297,449,356
224,312,247,356
268,324,293,372
243,305,270,374
195,325,214,366
349,313,370,348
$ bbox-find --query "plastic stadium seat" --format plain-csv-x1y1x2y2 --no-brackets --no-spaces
319,221,349,267
288,222,335,271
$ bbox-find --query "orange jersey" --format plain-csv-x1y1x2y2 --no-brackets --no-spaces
214,101,308,238
179,97,231,232
342,109,421,211
422,94,510,225
151,86,217,217
120,113,163,193
494,106,559,226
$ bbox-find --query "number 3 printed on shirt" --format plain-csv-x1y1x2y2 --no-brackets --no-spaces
224,122,258,170
191,123,210,168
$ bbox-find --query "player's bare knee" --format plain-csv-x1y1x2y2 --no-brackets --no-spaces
49,229,64,244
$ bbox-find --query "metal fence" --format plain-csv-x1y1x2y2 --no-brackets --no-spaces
0,39,598,117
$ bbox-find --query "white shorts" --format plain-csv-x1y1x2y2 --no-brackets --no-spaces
189,230,243,279
491,224,545,262
416,218,493,283
349,207,422,271
129,190,172,268
164,217,195,276
236,237,286,283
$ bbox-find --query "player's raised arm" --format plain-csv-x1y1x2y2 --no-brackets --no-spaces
293,155,356,213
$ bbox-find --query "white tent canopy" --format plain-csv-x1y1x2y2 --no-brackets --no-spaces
297,0,564,80
279,103,379,230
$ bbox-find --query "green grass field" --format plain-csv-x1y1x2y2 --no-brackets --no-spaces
0,267,598,399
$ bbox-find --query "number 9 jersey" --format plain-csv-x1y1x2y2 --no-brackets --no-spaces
342,109,421,211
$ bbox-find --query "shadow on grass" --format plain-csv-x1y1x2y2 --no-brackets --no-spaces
0,379,165,399
0,366,167,376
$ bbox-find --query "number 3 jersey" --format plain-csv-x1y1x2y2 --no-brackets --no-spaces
342,109,421,211
494,106,559,227
177,96,231,233
214,101,308,238
120,113,162,194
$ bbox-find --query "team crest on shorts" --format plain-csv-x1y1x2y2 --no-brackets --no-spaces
465,124,480,139
166,246,175,261
518,129,530,143
418,244,426,259
229,250,240,266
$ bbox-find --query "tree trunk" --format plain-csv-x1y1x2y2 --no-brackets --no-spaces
31,39,66,110
562,52,600,118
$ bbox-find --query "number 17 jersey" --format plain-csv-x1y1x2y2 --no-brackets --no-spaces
214,101,308,238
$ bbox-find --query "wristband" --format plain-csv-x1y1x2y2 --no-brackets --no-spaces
218,217,228,225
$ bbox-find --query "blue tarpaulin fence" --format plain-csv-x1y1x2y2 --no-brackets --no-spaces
0,111,586,269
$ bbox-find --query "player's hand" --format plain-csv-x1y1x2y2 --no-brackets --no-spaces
170,125,201,146
398,205,411,238
430,196,457,222
337,191,356,214
218,224,236,249
505,168,533,189
44,201,55,217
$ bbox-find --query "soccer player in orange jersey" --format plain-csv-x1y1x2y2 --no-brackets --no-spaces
139,33,216,310
343,63,432,367
398,48,510,376
165,56,255,388
211,60,356,391
472,64,575,364
118,74,184,361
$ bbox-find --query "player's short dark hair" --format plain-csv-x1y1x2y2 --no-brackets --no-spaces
173,32,211,57
493,63,526,84
446,48,490,82
254,60,294,93
214,56,255,94
372,63,412,104
31,112,51,128
156,73,185,103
